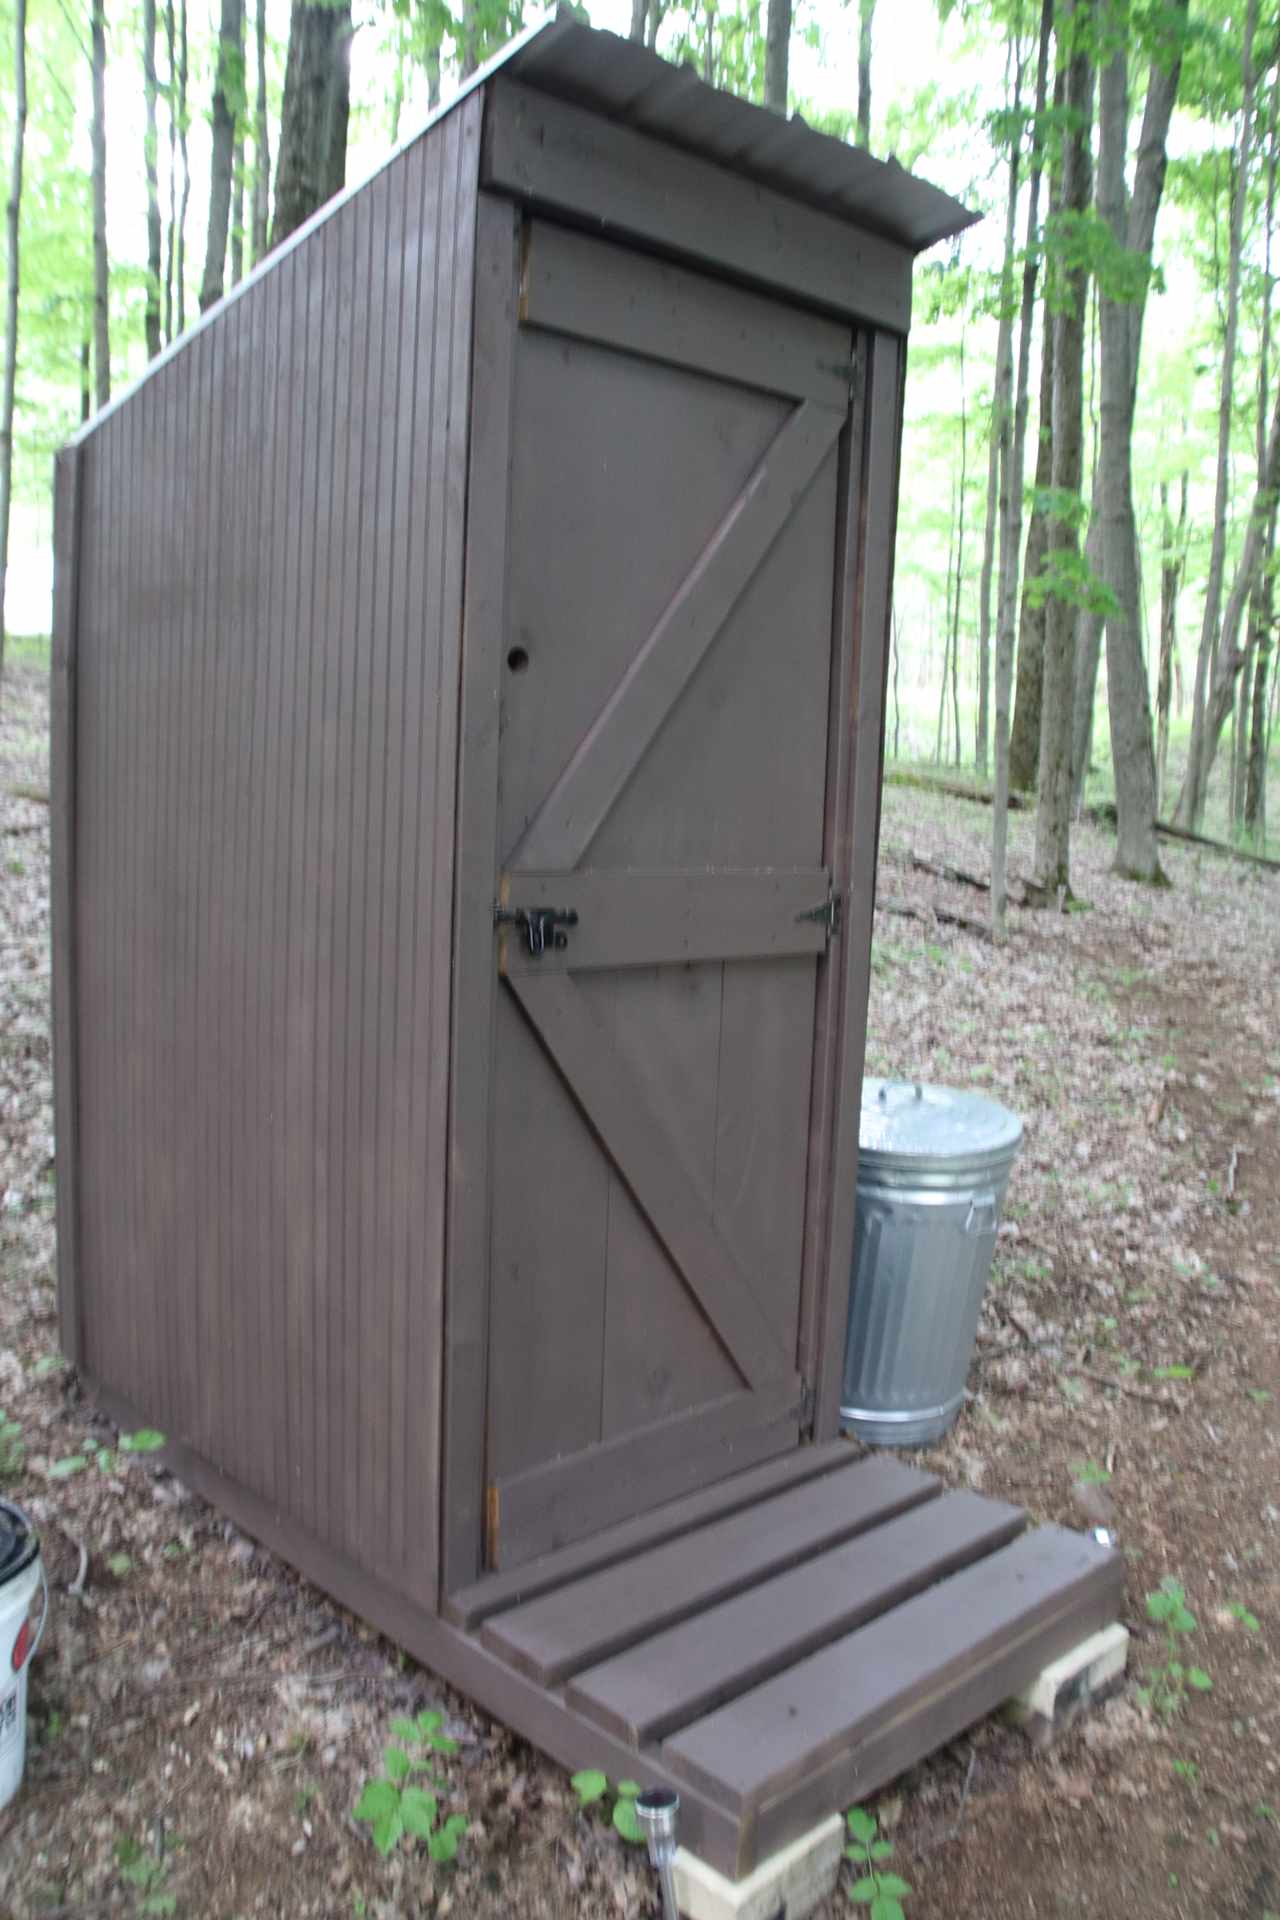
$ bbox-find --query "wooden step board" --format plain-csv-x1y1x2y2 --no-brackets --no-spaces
452,1446,1123,1879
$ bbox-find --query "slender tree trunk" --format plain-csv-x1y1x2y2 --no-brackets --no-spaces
891,605,901,759
630,0,647,41
938,503,955,764
252,0,269,263
1180,0,1259,827
646,3,662,50
1009,309,1055,790
200,0,243,311
1245,588,1271,840
177,0,189,334
1070,503,1103,803
271,0,352,249
79,338,91,423
952,329,968,766
143,0,163,358
994,0,1053,937
0,0,26,683
765,0,790,111
164,0,177,341
1184,378,1280,817
459,0,479,78
1155,472,1187,815
1095,0,1185,882
90,0,110,407
857,0,875,146
427,38,440,110
1033,0,1093,899
1245,74,1279,843
978,37,1024,781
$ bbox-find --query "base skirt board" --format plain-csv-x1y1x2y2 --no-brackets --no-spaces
79,1372,1124,1882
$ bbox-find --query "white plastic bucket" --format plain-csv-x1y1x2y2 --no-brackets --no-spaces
0,1501,48,1812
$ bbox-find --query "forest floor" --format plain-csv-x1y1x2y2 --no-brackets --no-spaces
0,645,1277,1920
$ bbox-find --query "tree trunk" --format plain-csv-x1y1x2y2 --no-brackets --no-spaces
630,0,647,41
1009,307,1054,790
79,337,91,424
143,0,163,358
1094,0,1185,883
951,329,968,766
978,37,1023,781
1155,471,1187,816
164,0,176,341
993,0,1053,938
1179,0,1259,827
1069,499,1102,802
459,0,479,78
177,0,190,334
252,0,269,263
200,0,242,312
0,0,26,683
764,0,790,112
1181,376,1280,820
90,0,110,407
272,0,351,249
1033,0,1093,899
1245,583,1271,841
857,0,875,146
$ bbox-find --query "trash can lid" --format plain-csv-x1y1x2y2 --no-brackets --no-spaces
859,1078,1022,1177
0,1499,39,1587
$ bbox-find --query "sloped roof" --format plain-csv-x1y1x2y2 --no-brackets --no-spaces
497,13,976,255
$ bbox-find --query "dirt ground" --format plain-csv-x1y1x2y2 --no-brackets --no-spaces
0,647,1277,1920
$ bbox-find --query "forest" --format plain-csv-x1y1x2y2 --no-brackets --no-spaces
0,0,1278,900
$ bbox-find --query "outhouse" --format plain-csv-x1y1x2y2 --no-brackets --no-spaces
51,16,1121,1879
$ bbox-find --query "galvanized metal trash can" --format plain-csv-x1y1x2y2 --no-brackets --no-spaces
841,1079,1023,1447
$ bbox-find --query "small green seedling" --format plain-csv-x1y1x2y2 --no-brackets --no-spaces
844,1806,912,1917
353,1713,466,1862
1172,1758,1199,1784
0,1412,24,1480
114,1833,178,1916
1071,1459,1112,1486
1140,1578,1211,1720
1228,1602,1261,1633
570,1769,645,1844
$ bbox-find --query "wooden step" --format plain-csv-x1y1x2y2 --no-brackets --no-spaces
482,1455,937,1685
445,1438,863,1630
565,1489,1025,1744
660,1525,1122,1848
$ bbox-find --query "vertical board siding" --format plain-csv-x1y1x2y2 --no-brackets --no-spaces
67,97,481,1603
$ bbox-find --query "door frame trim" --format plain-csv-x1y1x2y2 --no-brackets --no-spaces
442,204,901,1596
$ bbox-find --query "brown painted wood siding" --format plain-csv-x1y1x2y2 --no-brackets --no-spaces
66,95,481,1603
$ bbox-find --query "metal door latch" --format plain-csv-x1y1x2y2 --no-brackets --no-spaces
493,904,579,957
796,891,842,940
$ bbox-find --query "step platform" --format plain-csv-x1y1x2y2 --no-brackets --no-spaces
447,1442,1122,1879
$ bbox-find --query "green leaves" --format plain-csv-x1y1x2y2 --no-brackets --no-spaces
1144,1578,1211,1720
612,1780,644,1846
353,1714,466,1864
570,1770,645,1844
844,1805,912,1912
120,1428,166,1453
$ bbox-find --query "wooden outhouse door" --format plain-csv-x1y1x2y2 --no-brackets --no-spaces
484,220,856,1571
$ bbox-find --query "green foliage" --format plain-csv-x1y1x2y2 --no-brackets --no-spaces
844,1806,912,1917
1071,1459,1112,1485
0,1411,24,1481
1228,1602,1260,1633
114,1833,178,1915
1022,544,1120,621
1141,1578,1212,1719
570,1769,646,1845
353,1714,466,1862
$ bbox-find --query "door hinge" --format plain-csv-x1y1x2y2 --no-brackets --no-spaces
796,890,841,941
